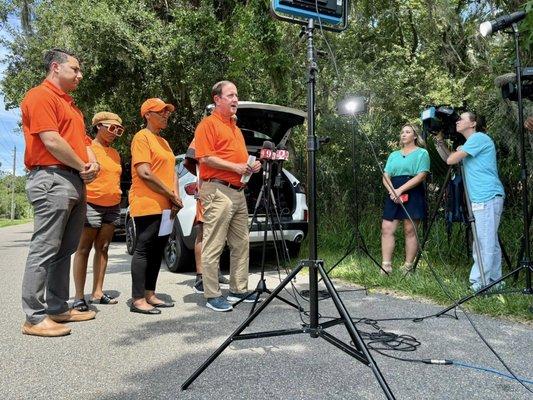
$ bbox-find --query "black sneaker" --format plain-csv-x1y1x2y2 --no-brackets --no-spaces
218,274,230,285
194,279,204,294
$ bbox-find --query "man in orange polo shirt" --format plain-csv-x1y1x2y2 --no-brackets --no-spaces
20,48,99,337
194,80,261,312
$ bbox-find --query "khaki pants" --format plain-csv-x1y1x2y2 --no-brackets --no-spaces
199,181,249,298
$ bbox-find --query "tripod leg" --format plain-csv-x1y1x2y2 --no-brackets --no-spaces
181,262,305,390
459,164,488,287
316,262,396,400
269,189,291,263
413,167,453,272
264,288,304,311
249,185,265,231
499,235,512,272
435,264,527,317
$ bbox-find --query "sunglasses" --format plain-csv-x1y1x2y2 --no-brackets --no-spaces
101,123,124,137
150,109,172,116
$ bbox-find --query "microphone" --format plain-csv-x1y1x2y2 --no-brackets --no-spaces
259,140,275,161
479,11,526,37
275,145,289,161
258,140,275,182
273,145,289,188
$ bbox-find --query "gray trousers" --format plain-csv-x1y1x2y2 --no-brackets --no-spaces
22,168,86,324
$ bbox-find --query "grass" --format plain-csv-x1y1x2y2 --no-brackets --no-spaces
0,218,32,228
302,209,533,322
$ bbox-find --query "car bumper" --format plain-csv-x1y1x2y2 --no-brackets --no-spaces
249,221,308,243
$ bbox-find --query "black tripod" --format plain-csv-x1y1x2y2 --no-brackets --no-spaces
412,164,512,275
181,19,395,399
231,156,303,314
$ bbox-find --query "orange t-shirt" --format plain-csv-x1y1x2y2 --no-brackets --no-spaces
194,110,248,186
21,80,88,169
129,129,175,217
86,141,122,207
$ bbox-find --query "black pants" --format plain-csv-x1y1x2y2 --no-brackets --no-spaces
131,214,168,299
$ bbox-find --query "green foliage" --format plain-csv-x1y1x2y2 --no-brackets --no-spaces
0,173,31,219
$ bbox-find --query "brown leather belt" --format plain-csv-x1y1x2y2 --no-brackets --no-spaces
32,165,79,174
206,178,246,191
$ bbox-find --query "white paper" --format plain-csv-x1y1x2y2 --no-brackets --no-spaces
240,155,256,184
158,209,174,236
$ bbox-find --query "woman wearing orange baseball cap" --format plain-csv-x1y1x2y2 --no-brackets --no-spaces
72,112,124,311
129,98,182,314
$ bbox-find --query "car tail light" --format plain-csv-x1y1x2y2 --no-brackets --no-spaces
304,209,308,221
184,182,198,196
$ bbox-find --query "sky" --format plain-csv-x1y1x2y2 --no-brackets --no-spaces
0,14,25,176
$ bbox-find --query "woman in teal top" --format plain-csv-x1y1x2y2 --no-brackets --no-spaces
381,124,430,274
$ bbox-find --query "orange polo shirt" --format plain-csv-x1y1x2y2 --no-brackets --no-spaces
21,79,88,169
194,110,248,186
86,140,122,207
129,129,175,217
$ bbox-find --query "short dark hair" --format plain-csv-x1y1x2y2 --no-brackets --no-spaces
211,80,234,99
43,48,78,73
465,111,486,132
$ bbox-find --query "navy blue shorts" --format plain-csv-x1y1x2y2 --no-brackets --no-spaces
383,175,426,221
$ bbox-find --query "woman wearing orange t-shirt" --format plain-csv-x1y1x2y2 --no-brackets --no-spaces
72,112,124,311
129,98,183,315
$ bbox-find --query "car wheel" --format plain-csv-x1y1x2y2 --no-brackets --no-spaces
164,229,194,273
126,217,136,255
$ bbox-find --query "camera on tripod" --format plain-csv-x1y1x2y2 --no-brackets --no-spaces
496,67,533,101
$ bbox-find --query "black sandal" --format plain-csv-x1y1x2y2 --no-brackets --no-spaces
72,299,89,312
90,293,118,305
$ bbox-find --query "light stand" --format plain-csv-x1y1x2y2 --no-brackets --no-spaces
321,103,384,279
181,19,396,399
511,22,532,294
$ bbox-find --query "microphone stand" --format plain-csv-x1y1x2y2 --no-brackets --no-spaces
231,155,302,314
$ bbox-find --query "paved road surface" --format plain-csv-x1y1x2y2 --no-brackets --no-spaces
1,223,532,399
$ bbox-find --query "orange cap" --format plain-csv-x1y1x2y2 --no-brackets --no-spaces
140,98,175,117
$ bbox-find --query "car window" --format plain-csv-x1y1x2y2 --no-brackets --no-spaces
241,128,272,146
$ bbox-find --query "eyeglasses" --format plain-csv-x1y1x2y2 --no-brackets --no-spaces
101,124,124,137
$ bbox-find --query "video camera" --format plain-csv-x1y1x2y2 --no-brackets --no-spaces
495,67,533,101
420,105,460,137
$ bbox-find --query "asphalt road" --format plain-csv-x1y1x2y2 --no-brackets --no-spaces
1,223,532,400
